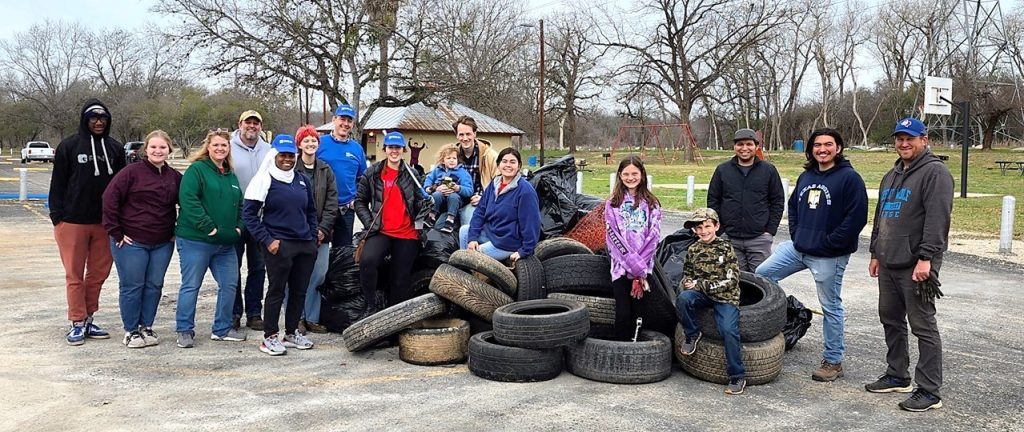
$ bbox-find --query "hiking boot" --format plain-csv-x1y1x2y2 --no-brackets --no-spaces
66,322,86,346
246,316,264,331
231,314,242,330
260,334,287,356
177,331,195,348
211,328,247,342
84,316,110,339
865,374,913,393
678,331,701,356
725,378,747,395
123,331,146,349
298,320,308,335
439,218,455,234
305,321,328,334
899,389,943,412
812,360,844,382
142,327,159,347
282,331,314,350
425,211,438,227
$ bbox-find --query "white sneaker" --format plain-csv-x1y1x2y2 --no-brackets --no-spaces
282,331,314,350
142,327,159,346
123,331,146,349
259,334,287,356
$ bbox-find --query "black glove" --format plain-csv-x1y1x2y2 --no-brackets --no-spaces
915,275,944,303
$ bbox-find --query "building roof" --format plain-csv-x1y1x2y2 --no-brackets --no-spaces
316,102,524,135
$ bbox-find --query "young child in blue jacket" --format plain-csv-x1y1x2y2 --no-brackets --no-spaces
423,143,473,233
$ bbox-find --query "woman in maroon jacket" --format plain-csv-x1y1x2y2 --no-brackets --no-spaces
102,130,183,348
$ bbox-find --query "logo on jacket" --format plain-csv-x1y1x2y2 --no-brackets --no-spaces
799,184,832,209
77,154,89,164
619,202,647,231
879,187,912,219
346,152,358,160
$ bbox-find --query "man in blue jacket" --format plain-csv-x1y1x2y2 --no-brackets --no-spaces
317,104,366,247
756,128,868,383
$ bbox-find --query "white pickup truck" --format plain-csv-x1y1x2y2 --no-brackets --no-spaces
21,141,54,163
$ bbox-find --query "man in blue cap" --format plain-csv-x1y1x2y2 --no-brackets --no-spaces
317,104,367,247
866,117,952,412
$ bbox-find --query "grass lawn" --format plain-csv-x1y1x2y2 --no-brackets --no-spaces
522,147,1024,236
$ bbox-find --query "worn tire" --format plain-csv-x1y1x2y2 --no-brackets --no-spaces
636,263,679,336
543,254,613,296
548,293,615,325
342,293,448,352
398,318,470,366
492,299,590,349
468,331,563,382
514,254,545,301
410,268,436,297
429,264,513,321
535,237,593,261
448,249,517,298
696,272,786,343
675,326,785,385
565,330,673,384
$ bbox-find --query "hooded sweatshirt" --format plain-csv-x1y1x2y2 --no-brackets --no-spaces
604,193,662,280
869,149,953,268
788,158,868,257
230,129,271,195
467,173,541,257
49,99,127,225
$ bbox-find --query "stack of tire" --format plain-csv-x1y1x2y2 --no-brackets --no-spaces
675,271,788,385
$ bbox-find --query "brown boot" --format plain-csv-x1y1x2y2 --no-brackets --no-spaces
812,360,844,382
305,321,328,334
297,320,308,335
246,315,264,331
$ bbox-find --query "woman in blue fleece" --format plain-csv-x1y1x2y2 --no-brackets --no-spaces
423,143,473,233
459,147,541,262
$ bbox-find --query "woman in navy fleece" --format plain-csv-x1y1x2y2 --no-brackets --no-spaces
243,134,318,356
459,147,541,262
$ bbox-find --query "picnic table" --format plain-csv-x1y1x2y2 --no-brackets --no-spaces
995,161,1024,176
577,158,593,172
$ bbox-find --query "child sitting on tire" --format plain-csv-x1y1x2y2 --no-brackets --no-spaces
423,143,473,233
676,208,746,395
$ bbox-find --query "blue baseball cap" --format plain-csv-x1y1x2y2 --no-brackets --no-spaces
271,134,298,154
893,117,926,137
383,131,406,148
334,104,356,119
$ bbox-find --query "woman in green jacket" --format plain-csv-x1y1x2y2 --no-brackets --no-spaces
174,130,248,348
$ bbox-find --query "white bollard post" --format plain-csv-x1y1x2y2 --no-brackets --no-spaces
647,175,653,189
18,168,28,201
686,176,695,206
609,173,616,194
576,172,583,194
1000,195,1016,254
781,178,790,217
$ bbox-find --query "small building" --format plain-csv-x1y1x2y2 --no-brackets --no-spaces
317,102,524,168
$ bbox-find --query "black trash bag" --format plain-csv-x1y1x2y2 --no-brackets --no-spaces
655,228,698,292
575,194,605,212
319,246,367,332
415,228,460,270
528,155,581,238
783,295,813,350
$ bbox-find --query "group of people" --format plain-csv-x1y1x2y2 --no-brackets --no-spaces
49,97,951,411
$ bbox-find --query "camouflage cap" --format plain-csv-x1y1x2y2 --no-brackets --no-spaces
684,208,719,229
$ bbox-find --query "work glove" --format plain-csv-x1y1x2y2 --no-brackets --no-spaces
630,278,650,299
915,275,944,303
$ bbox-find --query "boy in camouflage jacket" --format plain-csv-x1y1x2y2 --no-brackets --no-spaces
676,208,746,394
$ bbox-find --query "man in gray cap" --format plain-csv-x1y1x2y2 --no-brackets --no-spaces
706,128,785,271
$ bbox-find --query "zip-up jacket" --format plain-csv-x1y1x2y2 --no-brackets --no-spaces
467,174,541,257
706,156,785,239
295,158,339,238
102,159,182,244
175,159,243,245
788,159,868,257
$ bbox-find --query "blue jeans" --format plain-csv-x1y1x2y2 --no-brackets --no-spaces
302,242,330,324
110,238,173,332
755,240,850,364
176,237,239,337
459,224,514,261
459,204,477,226
233,229,266,318
431,191,462,224
677,290,745,380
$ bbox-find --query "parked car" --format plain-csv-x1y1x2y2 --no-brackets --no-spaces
124,141,144,164
21,141,54,163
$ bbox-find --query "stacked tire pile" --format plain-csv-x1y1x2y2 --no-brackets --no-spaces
674,272,788,385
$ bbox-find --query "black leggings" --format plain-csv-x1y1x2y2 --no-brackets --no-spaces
358,234,420,310
612,276,643,341
262,240,317,338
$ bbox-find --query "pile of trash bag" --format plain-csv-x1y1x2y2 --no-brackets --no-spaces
655,228,699,293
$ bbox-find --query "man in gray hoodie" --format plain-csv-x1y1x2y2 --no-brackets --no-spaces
231,110,271,330
866,117,952,413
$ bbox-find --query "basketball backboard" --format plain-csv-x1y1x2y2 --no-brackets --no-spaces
924,76,953,115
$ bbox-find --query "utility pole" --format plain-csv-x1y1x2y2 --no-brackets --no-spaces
539,19,545,167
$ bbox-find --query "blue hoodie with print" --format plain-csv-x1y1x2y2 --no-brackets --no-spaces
788,159,868,257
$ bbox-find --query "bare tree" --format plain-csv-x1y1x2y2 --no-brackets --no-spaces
545,13,606,153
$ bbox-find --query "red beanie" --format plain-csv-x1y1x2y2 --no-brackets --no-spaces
295,125,320,146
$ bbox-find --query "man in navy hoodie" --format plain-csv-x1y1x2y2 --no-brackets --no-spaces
756,128,867,383
50,99,127,345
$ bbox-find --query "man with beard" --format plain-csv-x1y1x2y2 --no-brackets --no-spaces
231,110,272,331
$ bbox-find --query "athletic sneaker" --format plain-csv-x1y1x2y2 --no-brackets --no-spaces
84,317,110,339
899,389,943,412
865,374,913,393
210,328,248,342
725,378,747,395
123,331,146,349
260,334,287,356
439,218,455,234
66,322,86,346
177,331,195,348
282,331,314,350
425,211,438,227
679,331,701,356
142,327,159,347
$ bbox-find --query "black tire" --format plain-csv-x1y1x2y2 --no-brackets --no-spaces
636,263,679,336
548,293,615,325
428,264,513,321
535,237,593,261
492,298,590,349
696,272,786,343
675,325,784,385
448,250,517,297
410,268,436,297
398,318,470,366
543,254,613,296
514,254,545,301
468,331,563,382
342,293,448,352
565,330,673,384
